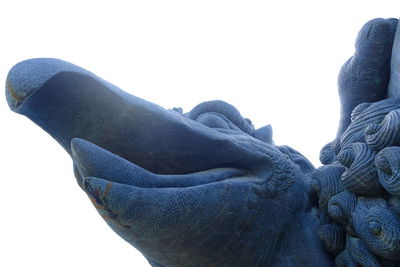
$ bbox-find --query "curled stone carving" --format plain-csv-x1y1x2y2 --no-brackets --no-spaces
366,109,400,151
376,146,400,197
337,143,383,196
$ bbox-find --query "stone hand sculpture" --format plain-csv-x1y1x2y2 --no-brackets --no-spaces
5,18,400,266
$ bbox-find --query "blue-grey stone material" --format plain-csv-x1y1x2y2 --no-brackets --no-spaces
5,17,400,266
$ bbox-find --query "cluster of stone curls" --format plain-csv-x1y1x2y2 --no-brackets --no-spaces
313,98,400,266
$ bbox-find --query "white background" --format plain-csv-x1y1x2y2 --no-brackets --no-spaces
0,1,399,266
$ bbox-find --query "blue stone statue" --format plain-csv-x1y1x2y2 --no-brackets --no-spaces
5,18,400,266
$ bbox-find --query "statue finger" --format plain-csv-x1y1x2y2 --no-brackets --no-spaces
337,18,398,135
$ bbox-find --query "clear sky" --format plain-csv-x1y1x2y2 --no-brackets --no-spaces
1,1,399,266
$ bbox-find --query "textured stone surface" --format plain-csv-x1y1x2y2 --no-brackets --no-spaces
5,17,400,266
